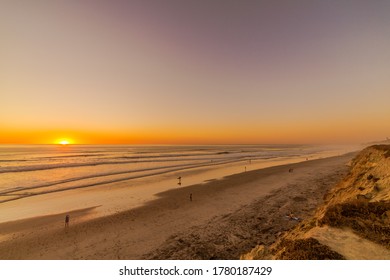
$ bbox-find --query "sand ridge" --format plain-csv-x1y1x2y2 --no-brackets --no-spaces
244,145,390,260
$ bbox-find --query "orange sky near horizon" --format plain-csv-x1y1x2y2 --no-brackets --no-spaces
1,118,388,145
1,1,390,145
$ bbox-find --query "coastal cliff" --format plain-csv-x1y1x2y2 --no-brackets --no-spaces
242,145,390,260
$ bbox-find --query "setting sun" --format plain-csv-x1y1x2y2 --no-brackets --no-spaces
57,139,73,145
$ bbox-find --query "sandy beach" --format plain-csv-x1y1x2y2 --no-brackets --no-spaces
0,153,355,259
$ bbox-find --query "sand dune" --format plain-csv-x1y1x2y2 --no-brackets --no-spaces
243,145,390,260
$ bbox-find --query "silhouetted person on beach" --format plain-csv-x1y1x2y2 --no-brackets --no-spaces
65,214,70,229
177,176,182,185
190,193,192,202
289,168,294,173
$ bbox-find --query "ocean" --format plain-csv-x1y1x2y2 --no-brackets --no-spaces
0,144,354,205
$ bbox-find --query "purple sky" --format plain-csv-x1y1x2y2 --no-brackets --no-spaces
1,0,390,144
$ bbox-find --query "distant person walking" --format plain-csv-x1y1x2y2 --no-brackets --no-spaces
190,193,192,202
177,176,182,185
65,214,70,229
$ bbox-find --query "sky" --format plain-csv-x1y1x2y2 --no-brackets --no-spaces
1,0,390,144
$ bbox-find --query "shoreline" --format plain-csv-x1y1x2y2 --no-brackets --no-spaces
0,152,356,259
0,147,359,225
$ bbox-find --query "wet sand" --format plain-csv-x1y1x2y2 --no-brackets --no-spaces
0,153,355,259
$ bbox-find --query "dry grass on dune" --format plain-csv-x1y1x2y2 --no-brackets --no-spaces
275,237,345,260
317,145,390,249
319,200,390,249
371,145,390,158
